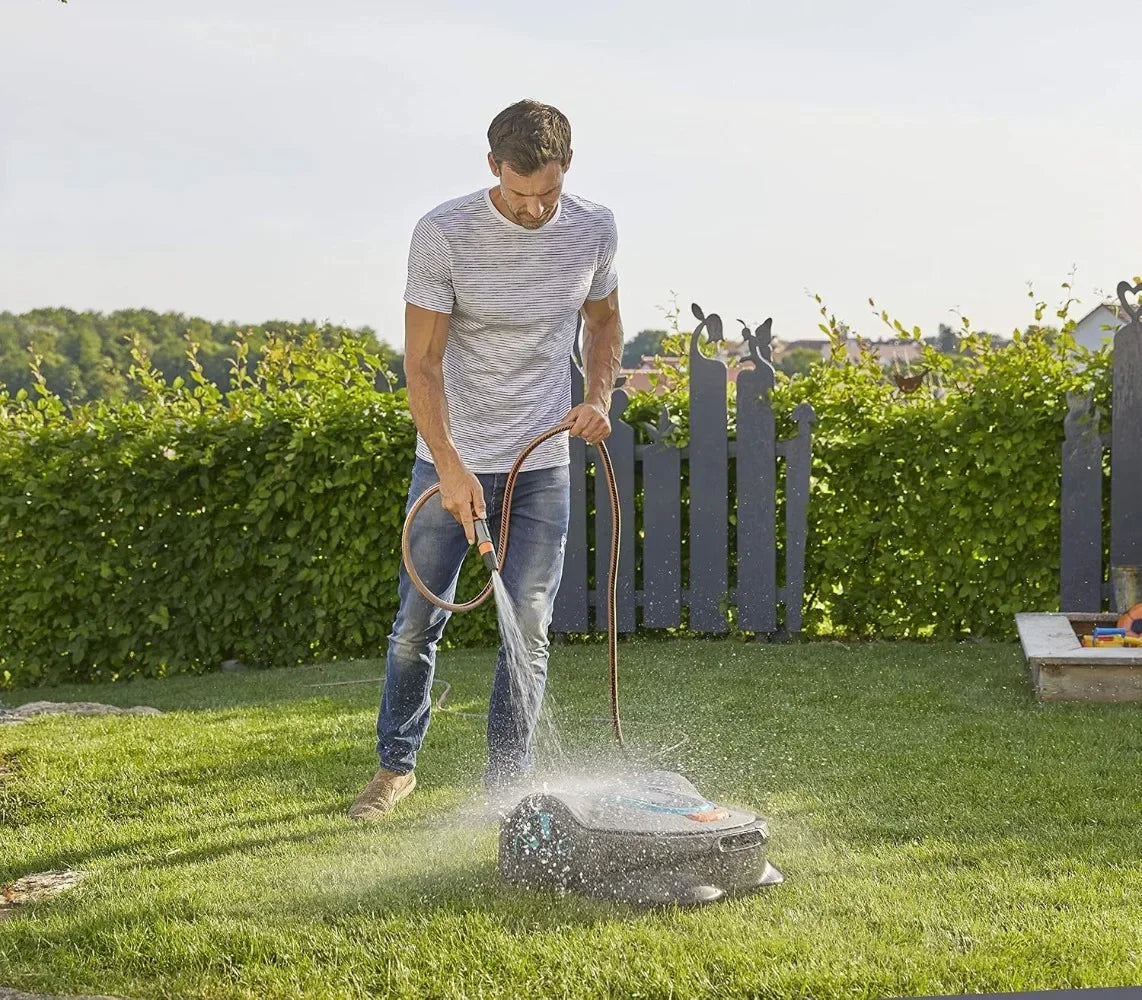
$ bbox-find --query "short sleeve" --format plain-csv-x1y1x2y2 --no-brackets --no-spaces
586,210,618,301
403,216,455,314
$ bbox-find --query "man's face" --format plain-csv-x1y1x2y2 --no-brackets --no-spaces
489,156,568,229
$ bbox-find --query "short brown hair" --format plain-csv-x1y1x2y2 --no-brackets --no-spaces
487,99,572,175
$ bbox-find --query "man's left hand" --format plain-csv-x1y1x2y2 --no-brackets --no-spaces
565,401,611,447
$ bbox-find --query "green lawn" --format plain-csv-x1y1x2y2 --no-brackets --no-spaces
1,639,1140,1000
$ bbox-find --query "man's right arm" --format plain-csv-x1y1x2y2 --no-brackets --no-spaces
404,302,485,543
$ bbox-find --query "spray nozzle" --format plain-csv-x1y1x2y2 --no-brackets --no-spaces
473,518,499,574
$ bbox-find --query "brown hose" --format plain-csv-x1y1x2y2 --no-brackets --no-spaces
400,421,624,746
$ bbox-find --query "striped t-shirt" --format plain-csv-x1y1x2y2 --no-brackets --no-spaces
402,186,619,473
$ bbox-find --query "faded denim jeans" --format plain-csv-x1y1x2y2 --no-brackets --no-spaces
377,457,570,786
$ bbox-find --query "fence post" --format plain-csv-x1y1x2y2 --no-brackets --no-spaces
1060,391,1104,611
782,402,816,633
687,304,729,633
1110,281,1142,583
735,320,778,633
553,352,589,631
642,408,682,629
594,389,636,633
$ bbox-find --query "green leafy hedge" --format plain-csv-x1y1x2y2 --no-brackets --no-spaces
0,334,499,689
776,331,1112,638
0,287,1120,689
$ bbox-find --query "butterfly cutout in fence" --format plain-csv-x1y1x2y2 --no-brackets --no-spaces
738,318,774,365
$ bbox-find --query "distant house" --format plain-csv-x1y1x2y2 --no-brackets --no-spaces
1070,301,1127,351
831,339,925,367
771,339,829,363
771,337,925,367
620,342,752,394
620,355,746,394
619,334,928,394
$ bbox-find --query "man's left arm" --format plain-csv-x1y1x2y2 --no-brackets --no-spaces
567,288,624,447
567,209,623,447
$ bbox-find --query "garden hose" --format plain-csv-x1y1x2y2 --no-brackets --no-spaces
400,420,624,746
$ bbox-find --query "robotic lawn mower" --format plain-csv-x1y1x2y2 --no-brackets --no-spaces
498,770,783,906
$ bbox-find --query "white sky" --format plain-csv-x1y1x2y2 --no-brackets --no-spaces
1,0,1140,349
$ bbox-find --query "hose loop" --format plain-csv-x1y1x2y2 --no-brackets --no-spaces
401,421,623,745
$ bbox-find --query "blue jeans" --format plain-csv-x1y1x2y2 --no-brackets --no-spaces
377,457,570,785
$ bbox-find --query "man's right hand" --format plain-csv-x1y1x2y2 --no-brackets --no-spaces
438,461,485,544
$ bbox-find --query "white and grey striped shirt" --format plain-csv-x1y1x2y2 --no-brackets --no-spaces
403,187,619,473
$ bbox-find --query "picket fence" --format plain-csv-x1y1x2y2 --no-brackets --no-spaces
552,304,816,637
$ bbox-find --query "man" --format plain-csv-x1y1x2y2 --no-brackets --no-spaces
348,99,625,820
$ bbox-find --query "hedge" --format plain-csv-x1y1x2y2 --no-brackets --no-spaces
0,334,498,688
773,328,1113,638
0,301,1116,689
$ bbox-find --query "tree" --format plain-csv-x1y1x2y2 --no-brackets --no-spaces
0,307,404,402
621,329,668,368
777,347,823,378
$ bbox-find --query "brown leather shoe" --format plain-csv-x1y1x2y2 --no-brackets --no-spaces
347,767,416,821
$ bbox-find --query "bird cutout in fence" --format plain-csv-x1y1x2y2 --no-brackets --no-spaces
893,368,928,394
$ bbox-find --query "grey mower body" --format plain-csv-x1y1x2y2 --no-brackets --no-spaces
497,770,783,906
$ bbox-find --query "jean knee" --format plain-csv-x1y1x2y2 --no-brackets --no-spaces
390,599,449,653
511,596,554,653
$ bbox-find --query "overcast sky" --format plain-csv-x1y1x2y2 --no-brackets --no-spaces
2,0,1139,349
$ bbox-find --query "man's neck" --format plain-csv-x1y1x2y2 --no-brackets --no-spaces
487,186,511,221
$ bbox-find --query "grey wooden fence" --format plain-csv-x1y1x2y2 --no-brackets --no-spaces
552,303,816,638
1060,279,1142,610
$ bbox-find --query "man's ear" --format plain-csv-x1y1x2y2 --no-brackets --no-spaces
487,152,500,177
565,149,573,172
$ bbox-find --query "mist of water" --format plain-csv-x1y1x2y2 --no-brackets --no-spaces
490,569,566,769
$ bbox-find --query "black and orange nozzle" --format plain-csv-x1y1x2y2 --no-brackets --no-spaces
473,518,499,574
